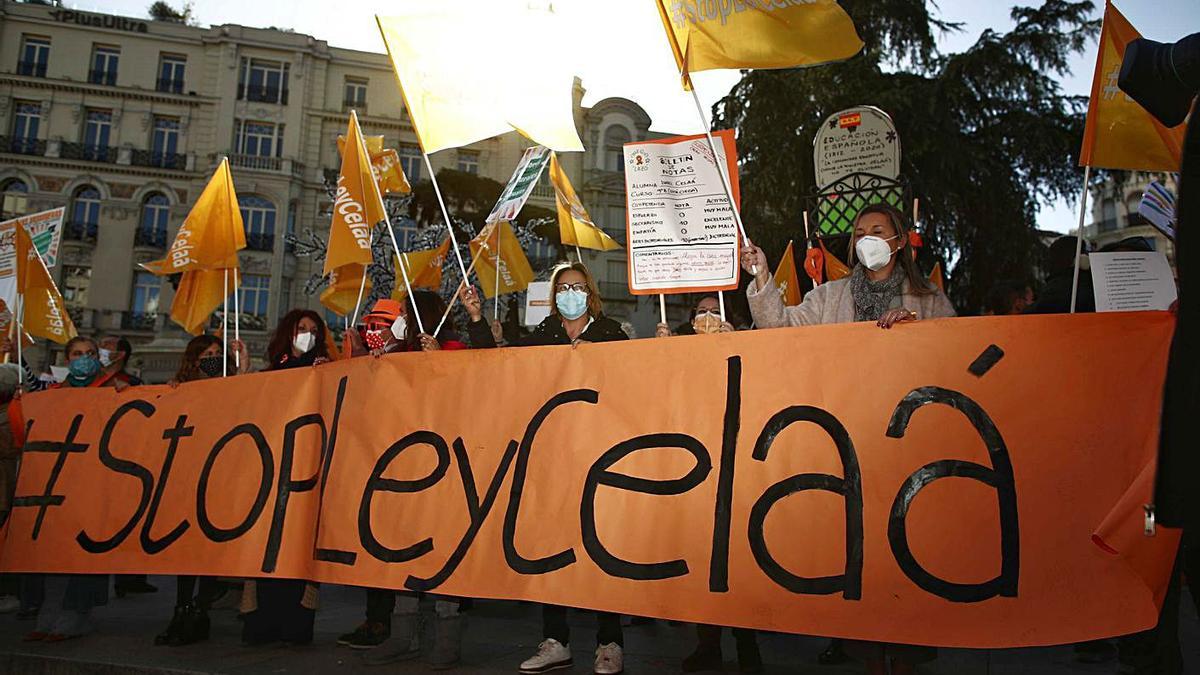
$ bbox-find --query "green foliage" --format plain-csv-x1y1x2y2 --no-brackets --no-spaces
714,0,1099,312
148,1,193,24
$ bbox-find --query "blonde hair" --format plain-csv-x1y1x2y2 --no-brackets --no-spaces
548,262,603,319
846,203,936,296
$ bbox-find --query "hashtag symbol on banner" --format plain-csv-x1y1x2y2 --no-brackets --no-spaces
670,0,687,28
1102,65,1134,102
10,415,89,540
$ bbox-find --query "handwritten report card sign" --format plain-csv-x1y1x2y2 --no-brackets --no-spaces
623,130,741,295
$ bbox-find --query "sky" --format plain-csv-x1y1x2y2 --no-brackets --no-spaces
95,0,1200,233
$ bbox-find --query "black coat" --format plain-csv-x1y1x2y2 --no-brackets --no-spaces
468,314,629,348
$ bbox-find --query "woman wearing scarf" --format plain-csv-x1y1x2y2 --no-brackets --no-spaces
240,309,332,646
741,203,954,675
154,335,249,647
23,337,111,643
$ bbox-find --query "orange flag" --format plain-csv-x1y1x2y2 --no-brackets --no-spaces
170,268,230,336
1079,1,1185,171
819,239,851,281
320,263,372,318
550,153,620,252
143,158,245,275
393,239,451,297
470,222,534,298
337,134,411,195
16,222,76,344
929,261,945,292
773,240,802,306
326,112,385,276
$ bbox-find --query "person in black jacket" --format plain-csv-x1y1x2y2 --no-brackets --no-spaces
461,261,627,675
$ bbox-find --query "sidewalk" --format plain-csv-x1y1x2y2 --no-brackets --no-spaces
1,578,1197,674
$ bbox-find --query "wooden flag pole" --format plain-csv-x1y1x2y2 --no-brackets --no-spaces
14,294,22,386
688,84,755,274
422,152,472,285
222,270,229,377
802,212,812,248
433,242,488,338
1069,166,1092,314
493,251,501,322
395,251,426,336
232,267,241,371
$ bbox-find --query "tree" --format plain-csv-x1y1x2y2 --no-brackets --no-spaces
148,1,193,25
714,0,1099,313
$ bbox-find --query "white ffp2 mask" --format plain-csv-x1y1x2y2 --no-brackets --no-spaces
855,235,899,271
293,332,316,354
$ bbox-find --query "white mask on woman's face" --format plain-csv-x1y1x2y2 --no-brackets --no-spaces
293,331,316,354
390,314,407,341
855,235,899,271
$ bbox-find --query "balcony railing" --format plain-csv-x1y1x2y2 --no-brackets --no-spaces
210,312,269,331
1,136,46,156
134,227,168,249
121,312,159,332
245,232,275,252
16,60,48,78
131,149,187,170
63,221,98,244
88,69,117,86
240,84,288,104
229,154,281,172
342,98,367,112
60,142,118,163
156,78,184,94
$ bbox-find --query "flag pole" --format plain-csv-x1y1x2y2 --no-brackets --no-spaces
395,250,426,336
222,270,229,377
659,294,667,325
802,213,812,248
493,251,501,322
232,267,241,371
15,294,22,386
1069,166,1092,314
350,265,368,326
422,152,472,285
575,244,582,263
718,290,726,322
433,240,489,338
687,84,755,274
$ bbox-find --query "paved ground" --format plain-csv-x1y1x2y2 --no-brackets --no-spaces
1,577,1197,674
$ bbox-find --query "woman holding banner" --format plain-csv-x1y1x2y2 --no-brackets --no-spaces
153,334,249,647
240,309,333,647
742,203,954,675
461,261,628,675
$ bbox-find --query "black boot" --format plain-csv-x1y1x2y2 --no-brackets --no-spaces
818,638,848,665
735,632,763,674
170,602,211,646
155,604,187,646
683,624,724,672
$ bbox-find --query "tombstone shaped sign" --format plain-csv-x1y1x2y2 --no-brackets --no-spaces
813,106,901,189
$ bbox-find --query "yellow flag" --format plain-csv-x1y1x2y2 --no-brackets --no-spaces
393,239,451,297
326,112,385,276
168,268,229,336
773,240,803,306
550,153,621,252
338,135,411,195
656,0,863,87
819,239,850,281
376,6,584,153
145,158,245,275
929,261,945,292
16,222,76,344
470,222,534,299
320,263,371,318
1080,1,1185,171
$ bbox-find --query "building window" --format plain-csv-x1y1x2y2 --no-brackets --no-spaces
152,117,180,161
131,271,161,316
157,53,186,93
395,219,421,249
239,58,289,104
62,265,91,307
457,150,479,175
137,193,170,248
18,35,50,77
235,120,284,158
67,186,101,242
89,45,119,86
1,179,29,220
1100,197,1118,233
604,126,631,173
399,145,422,183
240,196,276,251
10,101,41,155
83,109,114,162
237,274,271,316
344,77,368,110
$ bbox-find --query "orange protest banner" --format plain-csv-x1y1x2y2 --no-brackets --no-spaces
0,313,1176,648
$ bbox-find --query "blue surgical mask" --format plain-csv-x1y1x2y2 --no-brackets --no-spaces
67,355,101,386
555,289,589,320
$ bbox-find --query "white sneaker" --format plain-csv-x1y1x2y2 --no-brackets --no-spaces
519,638,573,673
594,642,623,674
0,596,18,614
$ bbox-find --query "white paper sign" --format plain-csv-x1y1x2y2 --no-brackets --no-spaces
524,281,552,326
1089,251,1177,312
623,132,740,294
1138,181,1176,240
486,146,551,224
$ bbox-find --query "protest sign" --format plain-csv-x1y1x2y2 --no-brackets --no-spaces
1090,251,1178,312
623,130,740,295
1,313,1177,648
1138,181,1176,240
813,106,901,189
524,281,552,326
486,147,552,225
0,208,65,277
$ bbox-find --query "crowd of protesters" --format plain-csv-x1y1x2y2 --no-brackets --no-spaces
0,203,1186,675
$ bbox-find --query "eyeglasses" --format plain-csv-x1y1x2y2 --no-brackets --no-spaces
555,282,589,293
